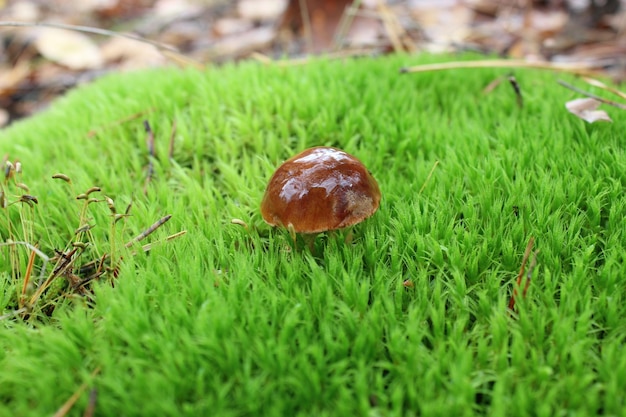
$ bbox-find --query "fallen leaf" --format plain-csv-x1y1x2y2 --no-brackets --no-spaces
100,37,165,70
209,26,276,58
4,1,42,21
0,62,31,96
565,97,612,123
238,0,287,20
213,18,254,37
34,28,103,70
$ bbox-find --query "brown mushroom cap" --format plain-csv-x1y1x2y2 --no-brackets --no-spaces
261,146,381,234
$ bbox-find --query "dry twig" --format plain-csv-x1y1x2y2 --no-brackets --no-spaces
557,80,626,109
400,60,602,76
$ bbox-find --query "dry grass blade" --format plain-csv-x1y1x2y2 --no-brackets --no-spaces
0,21,178,52
581,77,626,101
28,247,82,307
251,48,379,67
18,246,37,309
400,60,602,76
77,224,184,276
558,80,626,109
134,230,187,253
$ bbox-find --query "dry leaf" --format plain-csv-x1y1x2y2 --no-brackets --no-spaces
209,26,276,58
238,0,287,20
4,1,42,21
565,98,612,123
100,37,165,70
214,18,254,37
34,28,103,70
0,62,31,96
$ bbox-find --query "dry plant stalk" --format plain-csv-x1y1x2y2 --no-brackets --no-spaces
558,80,626,109
400,60,602,76
1,165,185,321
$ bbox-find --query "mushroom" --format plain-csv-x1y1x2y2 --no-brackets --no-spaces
261,146,381,245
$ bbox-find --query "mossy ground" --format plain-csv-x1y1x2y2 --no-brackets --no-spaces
1,55,625,416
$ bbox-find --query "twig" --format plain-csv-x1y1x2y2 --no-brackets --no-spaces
557,80,626,109
0,21,178,52
28,246,83,307
125,214,172,248
400,60,602,76
581,76,626,101
78,226,183,276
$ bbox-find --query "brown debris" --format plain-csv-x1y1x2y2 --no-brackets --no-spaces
0,0,624,127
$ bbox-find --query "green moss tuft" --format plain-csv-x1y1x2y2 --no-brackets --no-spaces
1,55,625,416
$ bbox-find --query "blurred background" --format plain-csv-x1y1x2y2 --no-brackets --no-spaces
0,0,624,127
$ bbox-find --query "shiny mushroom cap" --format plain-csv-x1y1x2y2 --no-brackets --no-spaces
261,146,381,234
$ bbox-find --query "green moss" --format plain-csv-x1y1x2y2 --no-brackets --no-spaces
1,55,625,416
